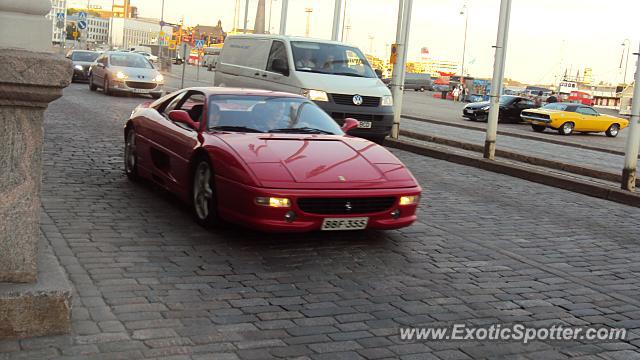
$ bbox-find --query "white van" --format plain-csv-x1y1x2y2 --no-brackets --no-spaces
214,35,393,144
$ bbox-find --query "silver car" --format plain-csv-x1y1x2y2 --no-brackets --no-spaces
89,51,164,99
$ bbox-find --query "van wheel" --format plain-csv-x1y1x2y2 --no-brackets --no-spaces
89,75,97,91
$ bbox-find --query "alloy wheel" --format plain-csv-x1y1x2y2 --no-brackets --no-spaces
193,162,214,220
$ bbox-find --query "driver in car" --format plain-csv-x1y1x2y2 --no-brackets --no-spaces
295,49,316,69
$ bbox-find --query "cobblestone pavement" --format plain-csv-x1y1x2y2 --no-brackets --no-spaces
2,84,640,359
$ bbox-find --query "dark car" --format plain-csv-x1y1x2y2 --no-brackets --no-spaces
67,50,100,82
462,95,537,123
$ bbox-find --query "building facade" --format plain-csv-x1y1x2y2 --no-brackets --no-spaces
109,18,171,49
46,0,67,44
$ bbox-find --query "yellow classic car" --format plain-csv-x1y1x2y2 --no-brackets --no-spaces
520,103,629,137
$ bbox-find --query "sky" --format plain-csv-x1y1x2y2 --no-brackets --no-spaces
69,0,639,85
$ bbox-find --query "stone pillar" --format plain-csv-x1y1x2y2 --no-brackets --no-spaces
0,0,73,339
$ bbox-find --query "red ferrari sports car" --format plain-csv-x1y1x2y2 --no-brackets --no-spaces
124,87,422,232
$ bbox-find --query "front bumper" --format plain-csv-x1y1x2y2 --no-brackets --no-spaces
72,68,90,81
216,176,421,232
314,100,394,139
462,108,488,120
109,79,164,96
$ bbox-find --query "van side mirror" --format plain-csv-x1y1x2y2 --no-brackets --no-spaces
341,118,359,133
168,110,198,130
374,69,382,78
271,59,289,76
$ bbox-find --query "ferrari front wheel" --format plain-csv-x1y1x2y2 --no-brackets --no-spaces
124,128,139,181
192,159,221,228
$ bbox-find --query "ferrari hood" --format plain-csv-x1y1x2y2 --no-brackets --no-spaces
217,134,417,189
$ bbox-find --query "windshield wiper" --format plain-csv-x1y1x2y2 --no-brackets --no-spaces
269,127,335,135
209,126,263,133
331,72,367,78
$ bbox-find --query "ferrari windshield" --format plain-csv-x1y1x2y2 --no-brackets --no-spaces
291,41,377,78
208,96,344,135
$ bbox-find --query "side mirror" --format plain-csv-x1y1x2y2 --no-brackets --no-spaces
271,58,289,76
96,63,105,68
168,110,198,130
374,69,383,78
341,118,359,133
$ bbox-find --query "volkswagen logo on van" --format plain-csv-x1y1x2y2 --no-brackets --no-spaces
352,95,363,106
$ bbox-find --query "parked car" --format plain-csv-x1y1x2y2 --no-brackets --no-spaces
134,51,158,64
521,102,629,137
67,50,100,82
123,87,422,232
462,95,537,123
404,73,433,92
215,35,393,145
89,51,164,99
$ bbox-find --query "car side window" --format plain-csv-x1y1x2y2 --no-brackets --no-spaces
266,41,288,73
98,55,108,66
577,107,598,116
176,92,206,122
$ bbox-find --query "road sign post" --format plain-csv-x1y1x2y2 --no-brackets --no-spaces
180,42,188,89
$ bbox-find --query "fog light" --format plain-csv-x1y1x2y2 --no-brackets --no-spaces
399,195,420,206
391,209,401,219
255,197,291,208
284,211,296,223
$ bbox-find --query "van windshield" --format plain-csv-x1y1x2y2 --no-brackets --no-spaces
291,41,376,78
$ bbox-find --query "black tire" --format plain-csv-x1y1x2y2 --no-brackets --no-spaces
191,158,222,228
605,123,620,137
207,64,213,71
89,75,97,91
103,77,111,96
124,127,139,181
151,92,162,99
558,122,574,136
531,124,546,133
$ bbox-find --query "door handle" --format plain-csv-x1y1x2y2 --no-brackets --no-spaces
261,74,267,78
254,72,260,76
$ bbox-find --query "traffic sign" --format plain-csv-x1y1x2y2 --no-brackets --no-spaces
195,39,204,49
56,12,65,29
390,43,398,64
78,11,87,21
72,31,79,39
77,20,87,30
168,40,177,50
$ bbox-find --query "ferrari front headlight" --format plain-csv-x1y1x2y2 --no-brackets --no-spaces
399,195,420,206
255,197,291,208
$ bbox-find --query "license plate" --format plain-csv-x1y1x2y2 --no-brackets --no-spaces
465,109,474,114
357,121,372,129
321,217,369,231
132,88,149,93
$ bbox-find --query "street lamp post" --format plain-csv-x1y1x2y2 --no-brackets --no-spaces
621,44,640,191
158,0,165,69
483,0,512,160
279,0,288,35
621,39,630,85
243,0,249,33
460,1,468,77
